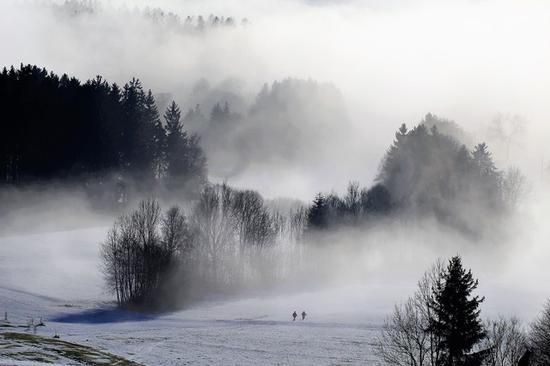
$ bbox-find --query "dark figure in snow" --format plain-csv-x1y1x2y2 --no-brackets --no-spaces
301,311,307,320
292,311,297,321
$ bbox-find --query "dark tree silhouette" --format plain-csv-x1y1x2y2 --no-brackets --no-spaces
430,256,486,366
164,101,207,195
101,199,193,308
376,121,506,234
144,90,166,179
164,101,186,177
307,193,329,230
363,184,392,214
0,64,206,201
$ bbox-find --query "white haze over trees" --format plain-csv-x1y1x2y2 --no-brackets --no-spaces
1,0,550,365
2,0,550,197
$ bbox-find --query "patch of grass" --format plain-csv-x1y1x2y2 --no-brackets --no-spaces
15,351,56,363
1,332,142,365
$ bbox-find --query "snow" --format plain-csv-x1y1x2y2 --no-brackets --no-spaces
1,222,548,365
0,285,384,365
0,229,385,365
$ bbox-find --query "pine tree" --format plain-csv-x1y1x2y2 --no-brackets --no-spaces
143,90,166,179
471,143,502,208
121,78,148,176
377,123,408,184
307,193,329,230
363,184,392,214
210,102,224,123
472,143,497,177
164,101,187,181
163,101,207,196
430,256,486,366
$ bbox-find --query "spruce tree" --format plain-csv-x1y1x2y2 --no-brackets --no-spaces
143,90,165,179
364,184,392,214
430,256,486,366
472,143,497,177
164,101,187,181
307,193,329,230
121,78,148,176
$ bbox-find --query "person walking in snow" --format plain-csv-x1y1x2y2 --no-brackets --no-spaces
301,311,307,320
292,311,297,321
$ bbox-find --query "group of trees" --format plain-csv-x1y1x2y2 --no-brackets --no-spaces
53,1,248,32
377,256,550,366
0,65,206,199
101,200,192,307
306,116,525,235
144,11,247,31
307,183,391,230
377,256,488,366
181,79,351,177
101,187,307,309
529,301,550,365
379,123,502,214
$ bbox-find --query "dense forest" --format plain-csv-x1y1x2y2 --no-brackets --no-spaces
305,116,524,236
182,78,351,177
0,64,206,202
0,64,353,205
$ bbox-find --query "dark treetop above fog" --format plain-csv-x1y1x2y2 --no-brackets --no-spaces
0,65,206,201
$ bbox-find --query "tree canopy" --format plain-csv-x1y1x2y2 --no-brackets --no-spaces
0,64,206,200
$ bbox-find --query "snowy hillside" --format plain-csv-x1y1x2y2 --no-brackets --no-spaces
0,228,389,365
1,223,547,365
0,284,385,365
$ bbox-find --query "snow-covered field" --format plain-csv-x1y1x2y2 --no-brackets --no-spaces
0,228,390,365
1,216,548,365
0,285,385,365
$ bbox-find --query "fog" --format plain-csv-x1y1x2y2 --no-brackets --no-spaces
2,0,550,197
1,0,550,328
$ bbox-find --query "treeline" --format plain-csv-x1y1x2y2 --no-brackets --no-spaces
306,116,525,235
53,0,248,31
377,255,550,366
101,186,306,309
0,64,206,200
143,10,248,31
183,78,351,176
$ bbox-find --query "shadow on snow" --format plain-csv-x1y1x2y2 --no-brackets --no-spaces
52,307,156,324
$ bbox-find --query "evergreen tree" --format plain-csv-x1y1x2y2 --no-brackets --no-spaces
121,78,147,175
184,133,207,192
0,64,208,199
363,184,392,214
430,256,486,366
377,123,408,190
471,143,502,208
164,101,186,180
143,90,166,179
307,193,329,230
164,101,206,195
210,102,225,124
472,143,497,177
183,104,207,134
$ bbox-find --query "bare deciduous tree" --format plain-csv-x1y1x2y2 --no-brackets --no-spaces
101,199,190,307
191,184,236,283
481,316,527,366
502,167,527,209
529,300,550,365
376,260,444,366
